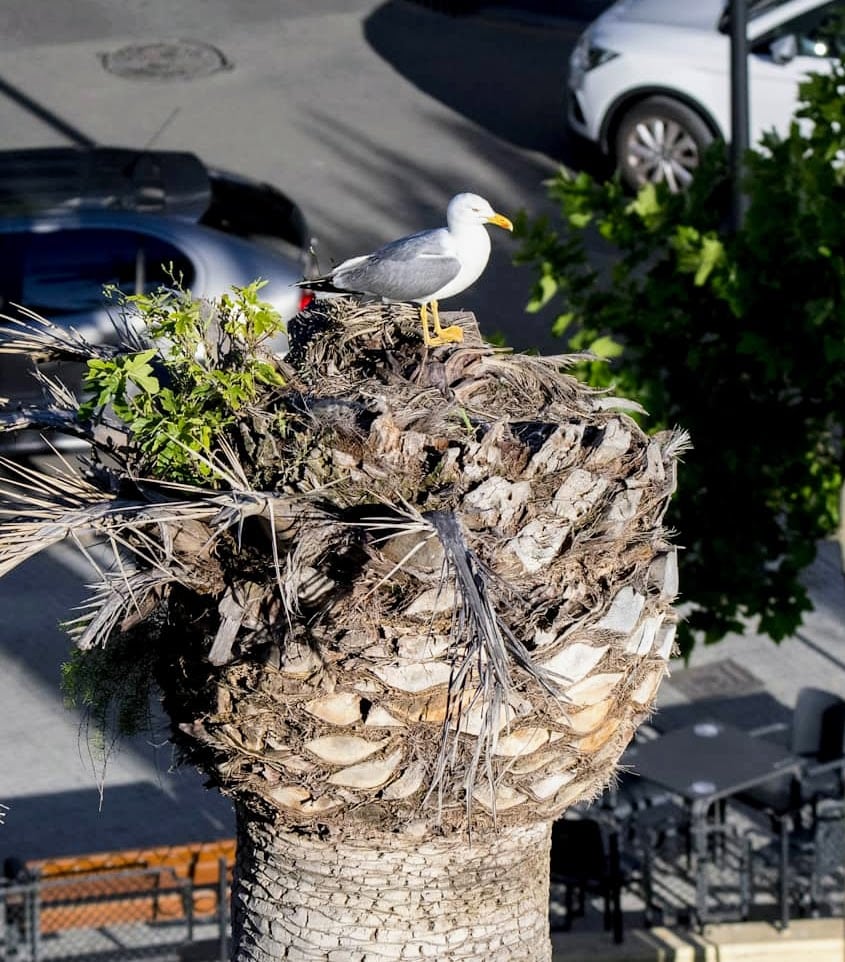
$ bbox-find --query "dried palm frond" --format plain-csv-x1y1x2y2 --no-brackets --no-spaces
0,307,118,362
0,408,90,438
0,407,109,445
662,427,693,460
0,507,114,578
424,509,565,823
0,298,684,843
30,369,81,412
452,352,601,421
65,569,173,650
0,456,111,512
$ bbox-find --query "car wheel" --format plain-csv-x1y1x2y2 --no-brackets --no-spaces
615,97,713,193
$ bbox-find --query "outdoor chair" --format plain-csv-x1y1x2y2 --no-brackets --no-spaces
796,801,845,916
733,687,845,824
747,800,845,920
607,773,673,820
616,790,696,926
549,817,624,943
607,730,676,829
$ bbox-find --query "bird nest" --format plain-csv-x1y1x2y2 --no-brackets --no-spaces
0,297,685,838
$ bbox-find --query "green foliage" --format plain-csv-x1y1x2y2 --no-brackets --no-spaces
61,632,159,743
80,279,286,483
517,60,845,654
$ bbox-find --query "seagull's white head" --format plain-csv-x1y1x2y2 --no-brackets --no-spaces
447,192,513,232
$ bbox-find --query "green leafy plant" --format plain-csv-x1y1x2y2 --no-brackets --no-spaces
61,631,159,742
80,278,286,482
517,57,845,654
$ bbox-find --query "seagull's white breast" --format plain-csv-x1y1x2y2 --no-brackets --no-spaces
425,225,492,302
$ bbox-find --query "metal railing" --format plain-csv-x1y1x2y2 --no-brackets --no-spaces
0,859,230,961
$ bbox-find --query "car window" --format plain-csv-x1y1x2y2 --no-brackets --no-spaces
723,0,843,32
751,1,845,58
0,227,194,317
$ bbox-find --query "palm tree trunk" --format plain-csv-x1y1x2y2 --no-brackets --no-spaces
232,806,552,962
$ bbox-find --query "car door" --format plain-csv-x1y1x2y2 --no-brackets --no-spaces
748,1,843,142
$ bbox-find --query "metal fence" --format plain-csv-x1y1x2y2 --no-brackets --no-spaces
0,860,230,962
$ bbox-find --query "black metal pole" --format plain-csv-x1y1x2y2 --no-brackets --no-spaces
730,0,750,229
692,801,709,929
778,815,791,930
29,869,41,962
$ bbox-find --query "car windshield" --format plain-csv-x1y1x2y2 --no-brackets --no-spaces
720,0,838,31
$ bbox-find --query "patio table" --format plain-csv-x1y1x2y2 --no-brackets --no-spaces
625,720,803,928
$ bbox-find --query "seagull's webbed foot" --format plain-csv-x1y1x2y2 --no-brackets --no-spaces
420,302,463,347
426,301,463,346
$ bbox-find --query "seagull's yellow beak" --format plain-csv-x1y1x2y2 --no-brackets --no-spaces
487,212,513,231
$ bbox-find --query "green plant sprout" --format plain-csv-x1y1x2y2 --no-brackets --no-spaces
80,276,287,483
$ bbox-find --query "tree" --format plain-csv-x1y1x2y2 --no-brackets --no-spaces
516,55,845,655
0,285,683,960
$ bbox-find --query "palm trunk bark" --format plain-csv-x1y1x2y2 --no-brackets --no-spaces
232,806,552,962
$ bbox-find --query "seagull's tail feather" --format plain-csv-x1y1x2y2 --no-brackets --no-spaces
294,275,349,294
296,255,372,295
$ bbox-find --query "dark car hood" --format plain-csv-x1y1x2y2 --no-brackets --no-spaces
0,147,211,220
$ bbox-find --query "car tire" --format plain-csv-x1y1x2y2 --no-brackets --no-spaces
615,97,713,193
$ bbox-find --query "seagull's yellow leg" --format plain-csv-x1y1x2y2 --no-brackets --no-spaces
420,303,434,346
430,300,464,344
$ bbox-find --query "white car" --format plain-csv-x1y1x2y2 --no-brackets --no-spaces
567,0,843,191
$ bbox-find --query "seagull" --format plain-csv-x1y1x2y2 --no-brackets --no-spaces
297,193,513,347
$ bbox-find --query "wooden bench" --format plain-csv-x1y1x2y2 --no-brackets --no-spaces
26,839,235,933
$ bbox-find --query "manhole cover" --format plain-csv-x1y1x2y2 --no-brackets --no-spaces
101,40,231,81
670,658,764,700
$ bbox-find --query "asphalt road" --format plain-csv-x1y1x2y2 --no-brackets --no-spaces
0,0,617,859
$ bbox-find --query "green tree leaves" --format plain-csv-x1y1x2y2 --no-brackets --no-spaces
81,279,287,482
81,349,160,421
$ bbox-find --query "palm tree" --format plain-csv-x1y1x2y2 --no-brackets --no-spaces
0,286,685,961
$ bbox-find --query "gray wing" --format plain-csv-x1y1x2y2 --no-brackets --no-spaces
333,228,461,301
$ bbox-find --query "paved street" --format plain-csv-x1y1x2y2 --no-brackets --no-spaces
0,0,843,881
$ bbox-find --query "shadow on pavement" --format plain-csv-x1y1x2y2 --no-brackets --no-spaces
0,73,94,147
363,0,586,165
0,525,234,861
1,781,234,862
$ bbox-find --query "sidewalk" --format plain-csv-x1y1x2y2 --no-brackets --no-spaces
657,539,845,725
